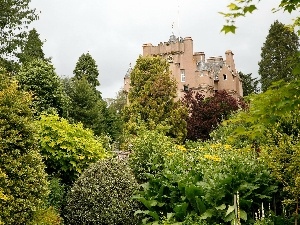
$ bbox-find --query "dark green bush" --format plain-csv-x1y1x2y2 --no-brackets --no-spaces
63,157,140,225
48,176,66,211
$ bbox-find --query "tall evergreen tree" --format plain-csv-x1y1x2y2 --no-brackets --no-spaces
238,71,260,96
73,53,100,87
18,28,45,64
123,56,187,142
258,20,299,92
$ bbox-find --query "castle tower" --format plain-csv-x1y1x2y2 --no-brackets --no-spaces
124,36,243,100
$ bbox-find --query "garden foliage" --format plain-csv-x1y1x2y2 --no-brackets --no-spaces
36,113,107,185
132,132,278,224
0,70,49,224
129,130,176,183
64,157,141,225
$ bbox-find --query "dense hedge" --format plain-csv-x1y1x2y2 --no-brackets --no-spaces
64,157,140,225
0,70,49,224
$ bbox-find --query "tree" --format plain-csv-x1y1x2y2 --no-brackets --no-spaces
108,88,127,114
64,77,119,139
17,59,68,116
0,0,38,58
123,56,187,142
18,28,46,64
238,71,260,96
0,69,48,224
258,21,299,92
182,90,243,141
73,52,100,87
220,0,300,34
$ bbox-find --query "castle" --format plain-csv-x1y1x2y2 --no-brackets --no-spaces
124,35,243,99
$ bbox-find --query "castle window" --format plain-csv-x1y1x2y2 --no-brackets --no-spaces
181,69,185,82
183,84,189,92
223,74,227,80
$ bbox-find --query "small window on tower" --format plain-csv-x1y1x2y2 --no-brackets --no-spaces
223,74,227,80
181,69,185,82
183,85,189,92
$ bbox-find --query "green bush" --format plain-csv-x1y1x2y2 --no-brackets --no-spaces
64,157,141,225
48,176,66,211
29,206,63,225
36,113,107,185
129,130,176,182
0,71,49,224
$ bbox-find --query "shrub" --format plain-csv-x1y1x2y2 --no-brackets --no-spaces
128,129,176,182
48,176,66,211
64,157,141,225
0,71,49,224
36,113,107,185
29,207,63,225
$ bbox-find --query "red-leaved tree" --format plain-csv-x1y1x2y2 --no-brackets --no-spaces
182,90,245,141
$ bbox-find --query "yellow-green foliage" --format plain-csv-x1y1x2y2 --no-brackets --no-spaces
129,129,176,182
29,206,63,225
0,71,49,224
261,128,300,211
36,113,107,184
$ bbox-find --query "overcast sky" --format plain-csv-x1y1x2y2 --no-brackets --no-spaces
29,0,295,99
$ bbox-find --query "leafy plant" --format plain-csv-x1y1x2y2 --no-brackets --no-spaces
29,206,63,225
36,113,107,185
64,157,141,225
129,129,176,183
182,90,245,141
0,70,49,224
134,141,278,224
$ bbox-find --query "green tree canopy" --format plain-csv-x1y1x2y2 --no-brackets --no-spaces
238,71,260,96
0,69,48,224
17,59,68,116
108,88,127,114
64,77,120,139
0,0,38,57
258,20,299,92
73,52,100,87
18,28,46,64
123,56,187,142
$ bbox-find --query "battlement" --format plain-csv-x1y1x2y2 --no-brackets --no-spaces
143,36,193,56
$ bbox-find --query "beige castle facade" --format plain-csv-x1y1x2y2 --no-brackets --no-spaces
124,35,243,99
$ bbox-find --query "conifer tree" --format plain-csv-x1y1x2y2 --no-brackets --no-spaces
258,20,299,92
73,53,100,87
238,71,260,96
18,28,45,64
123,56,187,142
